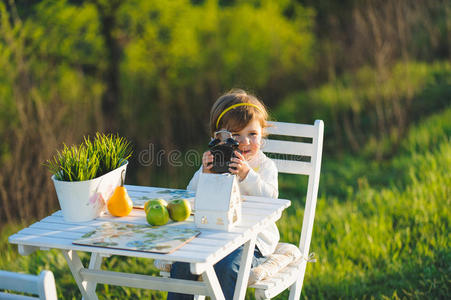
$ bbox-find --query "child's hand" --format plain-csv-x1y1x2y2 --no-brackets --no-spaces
202,151,214,173
229,151,250,181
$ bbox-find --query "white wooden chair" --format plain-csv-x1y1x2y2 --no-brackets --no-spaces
158,120,324,300
248,120,324,300
0,270,57,300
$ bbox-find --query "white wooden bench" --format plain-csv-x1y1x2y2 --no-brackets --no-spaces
0,270,57,300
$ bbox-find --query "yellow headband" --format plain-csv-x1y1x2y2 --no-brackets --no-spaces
216,103,264,129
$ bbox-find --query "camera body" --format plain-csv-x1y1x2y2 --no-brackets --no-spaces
208,130,240,174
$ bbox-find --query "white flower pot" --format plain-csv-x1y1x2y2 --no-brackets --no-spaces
51,162,128,222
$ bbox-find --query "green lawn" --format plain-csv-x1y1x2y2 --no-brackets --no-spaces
1,107,450,299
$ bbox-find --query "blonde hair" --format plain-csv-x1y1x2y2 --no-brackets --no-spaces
209,89,269,137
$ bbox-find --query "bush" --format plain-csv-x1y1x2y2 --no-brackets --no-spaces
274,61,451,157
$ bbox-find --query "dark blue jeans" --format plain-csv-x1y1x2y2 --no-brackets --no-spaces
167,245,265,300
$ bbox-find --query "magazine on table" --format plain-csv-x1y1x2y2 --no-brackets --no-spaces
73,222,200,254
127,187,195,211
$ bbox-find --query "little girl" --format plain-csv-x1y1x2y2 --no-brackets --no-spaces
168,89,279,300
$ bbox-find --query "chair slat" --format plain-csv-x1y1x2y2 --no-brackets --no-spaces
271,159,312,175
0,292,38,299
0,270,57,300
250,260,305,289
0,271,40,295
262,139,313,156
266,121,316,138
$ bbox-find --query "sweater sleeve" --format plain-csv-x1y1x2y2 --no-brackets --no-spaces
239,159,278,198
186,166,202,191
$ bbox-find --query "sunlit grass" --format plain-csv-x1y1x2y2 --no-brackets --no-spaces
276,107,451,299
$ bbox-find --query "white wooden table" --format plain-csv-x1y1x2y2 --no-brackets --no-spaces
8,185,290,300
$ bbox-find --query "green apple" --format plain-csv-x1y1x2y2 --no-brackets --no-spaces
167,199,191,222
146,204,169,226
144,198,167,213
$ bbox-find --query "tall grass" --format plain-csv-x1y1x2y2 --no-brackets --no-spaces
2,108,449,299
46,144,101,182
92,133,133,175
277,106,451,299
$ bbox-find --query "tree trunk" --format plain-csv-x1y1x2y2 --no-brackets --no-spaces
93,0,123,133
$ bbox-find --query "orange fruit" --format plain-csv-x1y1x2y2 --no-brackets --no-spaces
107,186,133,217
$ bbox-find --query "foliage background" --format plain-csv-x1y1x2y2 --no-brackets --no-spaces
0,0,449,299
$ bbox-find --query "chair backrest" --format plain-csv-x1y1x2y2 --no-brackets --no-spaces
262,120,324,260
0,270,57,300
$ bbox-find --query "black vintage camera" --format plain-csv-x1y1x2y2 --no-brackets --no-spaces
208,130,240,173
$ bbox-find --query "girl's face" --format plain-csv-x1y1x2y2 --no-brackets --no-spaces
230,119,262,161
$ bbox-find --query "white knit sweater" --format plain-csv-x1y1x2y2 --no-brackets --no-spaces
187,150,279,256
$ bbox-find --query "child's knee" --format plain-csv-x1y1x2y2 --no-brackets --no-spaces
214,250,241,280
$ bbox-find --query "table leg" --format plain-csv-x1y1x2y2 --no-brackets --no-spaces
61,250,99,300
233,237,256,300
83,253,103,300
201,266,225,300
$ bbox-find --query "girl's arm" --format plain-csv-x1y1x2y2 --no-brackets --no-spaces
189,153,279,198
187,151,213,190
239,159,278,198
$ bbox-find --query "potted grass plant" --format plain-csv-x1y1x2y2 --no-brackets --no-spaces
46,133,132,222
